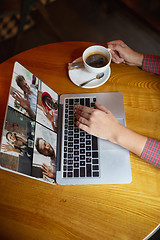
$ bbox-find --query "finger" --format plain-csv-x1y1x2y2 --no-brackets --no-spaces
42,172,47,176
12,94,20,101
74,104,93,114
41,166,47,172
75,110,90,121
94,103,110,113
77,121,90,133
110,50,124,62
15,100,20,106
26,93,29,100
76,114,90,126
13,91,22,98
42,163,48,170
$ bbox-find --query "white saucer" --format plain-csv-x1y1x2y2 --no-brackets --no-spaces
68,65,111,88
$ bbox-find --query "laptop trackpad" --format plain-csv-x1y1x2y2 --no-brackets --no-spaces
99,139,123,150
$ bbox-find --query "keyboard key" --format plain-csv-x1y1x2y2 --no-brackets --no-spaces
74,151,79,155
63,172,66,178
68,142,73,147
69,99,73,105
80,161,85,166
74,139,79,144
80,143,85,148
74,156,79,161
69,105,73,110
80,131,85,137
69,111,73,115
69,116,73,121
68,160,73,164
74,134,79,138
86,152,91,156
86,164,91,177
68,172,73,177
85,98,90,107
80,98,84,105
68,131,73,135
68,166,73,171
92,136,98,150
69,121,73,125
93,159,98,164
64,147,67,152
86,135,91,139
68,154,73,159
80,138,85,142
92,152,98,158
80,155,85,160
74,99,79,104
68,148,73,152
80,167,85,177
86,158,91,162
86,140,91,145
68,137,73,141
80,149,85,154
74,145,79,149
74,128,79,133
74,169,79,177
74,163,79,168
93,172,99,177
64,159,67,164
86,146,91,151
93,165,99,170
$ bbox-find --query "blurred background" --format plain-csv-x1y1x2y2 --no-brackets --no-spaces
0,0,160,64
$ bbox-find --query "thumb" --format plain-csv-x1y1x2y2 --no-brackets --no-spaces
50,161,53,167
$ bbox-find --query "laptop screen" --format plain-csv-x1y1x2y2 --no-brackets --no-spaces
0,62,59,184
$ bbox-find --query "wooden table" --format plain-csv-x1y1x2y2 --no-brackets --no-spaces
0,41,160,240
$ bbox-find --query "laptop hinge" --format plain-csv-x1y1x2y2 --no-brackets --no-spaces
56,99,63,171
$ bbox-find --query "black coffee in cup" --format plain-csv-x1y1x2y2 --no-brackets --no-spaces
85,51,108,68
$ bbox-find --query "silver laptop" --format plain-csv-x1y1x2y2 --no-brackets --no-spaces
57,92,132,185
0,62,132,185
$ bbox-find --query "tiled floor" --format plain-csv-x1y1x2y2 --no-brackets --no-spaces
1,0,160,64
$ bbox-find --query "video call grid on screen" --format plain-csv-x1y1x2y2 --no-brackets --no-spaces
0,62,58,184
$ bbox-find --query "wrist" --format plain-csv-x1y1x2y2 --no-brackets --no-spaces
108,123,124,145
135,53,144,67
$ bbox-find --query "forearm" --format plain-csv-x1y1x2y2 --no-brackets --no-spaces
111,124,147,157
27,108,35,119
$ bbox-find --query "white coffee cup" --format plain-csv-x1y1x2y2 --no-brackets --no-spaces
82,45,111,74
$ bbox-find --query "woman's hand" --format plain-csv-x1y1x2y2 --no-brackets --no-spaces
41,161,55,179
107,40,143,67
74,103,121,143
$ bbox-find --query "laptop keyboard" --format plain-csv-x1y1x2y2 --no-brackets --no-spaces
63,97,99,178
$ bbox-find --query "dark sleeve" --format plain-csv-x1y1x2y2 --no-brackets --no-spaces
142,54,160,75
141,138,160,168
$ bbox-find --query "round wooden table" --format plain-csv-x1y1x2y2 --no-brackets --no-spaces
0,42,160,240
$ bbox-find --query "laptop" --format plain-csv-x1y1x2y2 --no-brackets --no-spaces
0,62,132,185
